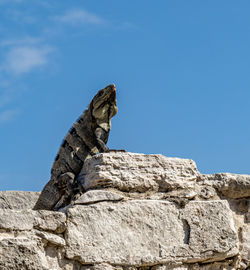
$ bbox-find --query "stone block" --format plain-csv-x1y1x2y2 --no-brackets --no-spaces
0,191,40,210
0,209,35,231
74,190,124,205
0,236,48,270
65,200,238,266
200,173,250,199
0,209,66,233
78,152,200,193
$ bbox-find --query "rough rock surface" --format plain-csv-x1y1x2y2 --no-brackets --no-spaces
0,152,249,270
0,190,40,209
78,153,200,192
66,200,238,265
73,189,124,205
198,173,250,199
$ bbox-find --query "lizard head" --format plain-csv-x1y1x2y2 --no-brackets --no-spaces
91,84,118,131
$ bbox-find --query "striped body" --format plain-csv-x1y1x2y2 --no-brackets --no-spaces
34,84,117,210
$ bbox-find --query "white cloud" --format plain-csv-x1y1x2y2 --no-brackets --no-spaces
3,46,53,75
54,9,104,25
0,109,19,124
0,37,41,47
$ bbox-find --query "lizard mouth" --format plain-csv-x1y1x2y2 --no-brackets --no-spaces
107,84,116,93
106,84,116,102
110,84,116,91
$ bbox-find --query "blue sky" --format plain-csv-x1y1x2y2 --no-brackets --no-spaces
0,1,249,191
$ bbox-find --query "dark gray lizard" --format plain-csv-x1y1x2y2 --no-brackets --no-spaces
33,84,117,210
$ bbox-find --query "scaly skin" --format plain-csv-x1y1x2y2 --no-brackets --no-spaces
33,84,117,210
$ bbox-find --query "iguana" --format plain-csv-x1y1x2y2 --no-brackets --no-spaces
33,84,118,210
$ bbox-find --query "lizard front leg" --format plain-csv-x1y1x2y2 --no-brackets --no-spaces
95,127,126,153
94,127,109,153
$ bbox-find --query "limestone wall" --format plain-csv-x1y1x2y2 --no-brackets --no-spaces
0,152,249,269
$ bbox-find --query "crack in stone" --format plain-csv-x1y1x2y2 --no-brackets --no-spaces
182,219,190,245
